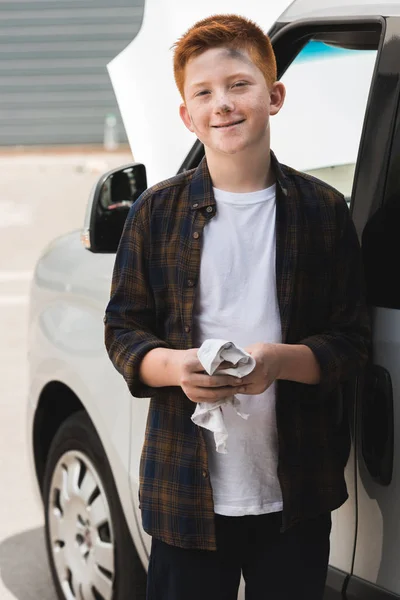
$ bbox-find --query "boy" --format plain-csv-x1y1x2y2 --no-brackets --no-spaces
105,14,370,600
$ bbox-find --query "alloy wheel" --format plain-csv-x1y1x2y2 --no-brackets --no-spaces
47,450,115,600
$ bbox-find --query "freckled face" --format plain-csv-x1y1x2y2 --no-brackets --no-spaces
179,47,278,157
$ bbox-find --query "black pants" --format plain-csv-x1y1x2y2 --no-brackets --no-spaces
146,511,331,600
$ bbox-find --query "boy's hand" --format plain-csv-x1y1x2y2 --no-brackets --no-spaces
238,343,282,395
179,348,244,403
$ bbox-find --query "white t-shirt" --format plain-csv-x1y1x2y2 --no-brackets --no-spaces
193,184,283,516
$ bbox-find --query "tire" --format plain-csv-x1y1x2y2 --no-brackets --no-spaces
43,411,147,600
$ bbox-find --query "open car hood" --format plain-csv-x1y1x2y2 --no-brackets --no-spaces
108,0,377,190
107,0,291,186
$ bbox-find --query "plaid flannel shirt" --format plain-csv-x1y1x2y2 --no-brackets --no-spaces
104,152,370,550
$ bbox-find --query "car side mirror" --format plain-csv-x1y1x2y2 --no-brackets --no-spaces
81,163,147,253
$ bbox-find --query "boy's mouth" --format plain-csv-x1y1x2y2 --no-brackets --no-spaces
212,119,245,129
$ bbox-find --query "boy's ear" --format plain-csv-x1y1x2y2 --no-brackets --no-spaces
269,81,286,117
179,103,195,132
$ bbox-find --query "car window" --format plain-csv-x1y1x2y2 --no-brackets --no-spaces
270,39,378,205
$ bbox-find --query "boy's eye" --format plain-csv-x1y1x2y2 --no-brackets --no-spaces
196,90,210,97
233,81,247,88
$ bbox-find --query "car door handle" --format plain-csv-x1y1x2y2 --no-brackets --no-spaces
361,364,394,485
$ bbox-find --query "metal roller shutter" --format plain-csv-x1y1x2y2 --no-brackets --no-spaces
0,0,144,145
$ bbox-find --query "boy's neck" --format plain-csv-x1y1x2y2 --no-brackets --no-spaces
205,143,275,193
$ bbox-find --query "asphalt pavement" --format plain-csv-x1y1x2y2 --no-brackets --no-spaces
0,148,132,599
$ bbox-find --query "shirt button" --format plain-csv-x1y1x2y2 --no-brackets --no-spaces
202,470,208,478
187,279,195,287
206,206,213,213
184,325,191,333
192,202,199,208
193,232,200,239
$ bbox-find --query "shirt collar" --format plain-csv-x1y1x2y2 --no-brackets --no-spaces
189,157,215,211
270,150,289,197
189,150,288,211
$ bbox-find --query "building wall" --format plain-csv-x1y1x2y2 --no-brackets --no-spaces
0,0,144,146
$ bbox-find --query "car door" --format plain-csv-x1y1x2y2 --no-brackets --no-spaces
268,14,384,598
345,17,400,600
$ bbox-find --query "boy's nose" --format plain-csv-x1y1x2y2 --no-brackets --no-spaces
214,97,234,113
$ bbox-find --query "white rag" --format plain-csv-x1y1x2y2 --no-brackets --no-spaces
191,339,256,454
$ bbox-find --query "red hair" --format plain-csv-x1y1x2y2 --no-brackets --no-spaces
172,14,277,99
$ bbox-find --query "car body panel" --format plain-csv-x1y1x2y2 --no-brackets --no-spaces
278,0,400,22
27,231,148,566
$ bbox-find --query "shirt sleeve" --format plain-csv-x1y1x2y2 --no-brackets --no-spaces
300,196,371,393
104,195,169,398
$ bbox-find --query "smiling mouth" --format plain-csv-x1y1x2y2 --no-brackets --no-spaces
212,119,245,129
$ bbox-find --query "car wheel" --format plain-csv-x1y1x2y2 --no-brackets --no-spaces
43,411,147,600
